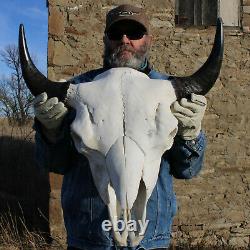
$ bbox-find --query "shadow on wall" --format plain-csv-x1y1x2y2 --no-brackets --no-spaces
0,135,50,242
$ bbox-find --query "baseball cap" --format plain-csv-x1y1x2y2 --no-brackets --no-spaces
105,4,149,33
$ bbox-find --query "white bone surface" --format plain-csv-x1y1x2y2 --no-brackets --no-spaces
66,68,178,246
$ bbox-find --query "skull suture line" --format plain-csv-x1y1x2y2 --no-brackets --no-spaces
18,18,224,247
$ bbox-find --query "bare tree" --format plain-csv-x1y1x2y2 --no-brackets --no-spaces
0,44,33,125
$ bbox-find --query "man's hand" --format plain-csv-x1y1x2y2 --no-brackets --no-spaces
33,92,68,135
171,93,207,140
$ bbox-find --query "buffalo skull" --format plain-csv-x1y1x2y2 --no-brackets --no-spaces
18,18,223,246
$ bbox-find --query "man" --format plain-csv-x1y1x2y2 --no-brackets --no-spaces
34,4,207,250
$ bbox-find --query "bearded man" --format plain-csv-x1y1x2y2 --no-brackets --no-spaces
33,4,207,250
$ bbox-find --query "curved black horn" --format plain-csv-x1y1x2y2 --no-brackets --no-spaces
19,24,70,101
169,18,224,100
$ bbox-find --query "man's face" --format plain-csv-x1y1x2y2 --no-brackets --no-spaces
103,20,152,70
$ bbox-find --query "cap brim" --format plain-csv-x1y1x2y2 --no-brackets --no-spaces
105,18,148,33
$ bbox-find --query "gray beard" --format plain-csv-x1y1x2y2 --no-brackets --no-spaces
104,44,148,70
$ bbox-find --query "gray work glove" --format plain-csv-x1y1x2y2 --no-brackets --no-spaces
171,93,207,140
33,92,68,142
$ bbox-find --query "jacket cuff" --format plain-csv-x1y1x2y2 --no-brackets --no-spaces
174,130,206,155
33,118,63,144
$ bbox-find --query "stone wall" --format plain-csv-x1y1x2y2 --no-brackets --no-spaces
47,0,250,248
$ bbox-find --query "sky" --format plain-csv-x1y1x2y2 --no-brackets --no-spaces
0,0,48,76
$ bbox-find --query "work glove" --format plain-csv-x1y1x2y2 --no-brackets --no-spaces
171,93,207,140
33,90,68,143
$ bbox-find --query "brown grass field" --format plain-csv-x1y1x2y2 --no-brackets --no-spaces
0,118,62,249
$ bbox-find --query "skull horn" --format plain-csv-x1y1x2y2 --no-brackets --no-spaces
18,24,70,101
170,17,224,99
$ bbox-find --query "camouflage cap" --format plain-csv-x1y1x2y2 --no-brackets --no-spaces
105,4,149,33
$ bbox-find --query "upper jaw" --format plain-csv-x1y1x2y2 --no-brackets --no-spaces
107,180,148,247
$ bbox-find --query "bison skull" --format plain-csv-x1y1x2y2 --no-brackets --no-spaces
66,68,178,245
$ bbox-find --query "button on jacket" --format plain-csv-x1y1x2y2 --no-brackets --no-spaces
35,67,206,250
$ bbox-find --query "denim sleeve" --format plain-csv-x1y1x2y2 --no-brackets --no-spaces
34,109,77,175
165,131,207,179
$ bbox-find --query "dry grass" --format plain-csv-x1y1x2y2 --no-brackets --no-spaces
0,117,34,140
0,118,61,249
0,210,65,250
0,213,48,249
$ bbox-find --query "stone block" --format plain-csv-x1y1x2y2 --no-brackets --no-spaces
52,41,78,66
242,13,250,26
49,188,66,240
243,0,250,5
50,173,63,190
180,224,204,233
243,26,250,33
226,209,246,222
230,226,250,236
49,7,65,37
65,26,87,36
243,6,250,13
151,17,173,28
228,236,250,248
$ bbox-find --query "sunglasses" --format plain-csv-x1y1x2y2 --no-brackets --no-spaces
107,28,147,41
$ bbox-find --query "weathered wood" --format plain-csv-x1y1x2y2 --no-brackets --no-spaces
176,0,218,26
178,0,195,26
202,0,218,25
194,0,202,25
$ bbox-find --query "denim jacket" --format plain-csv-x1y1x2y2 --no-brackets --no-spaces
35,67,206,250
